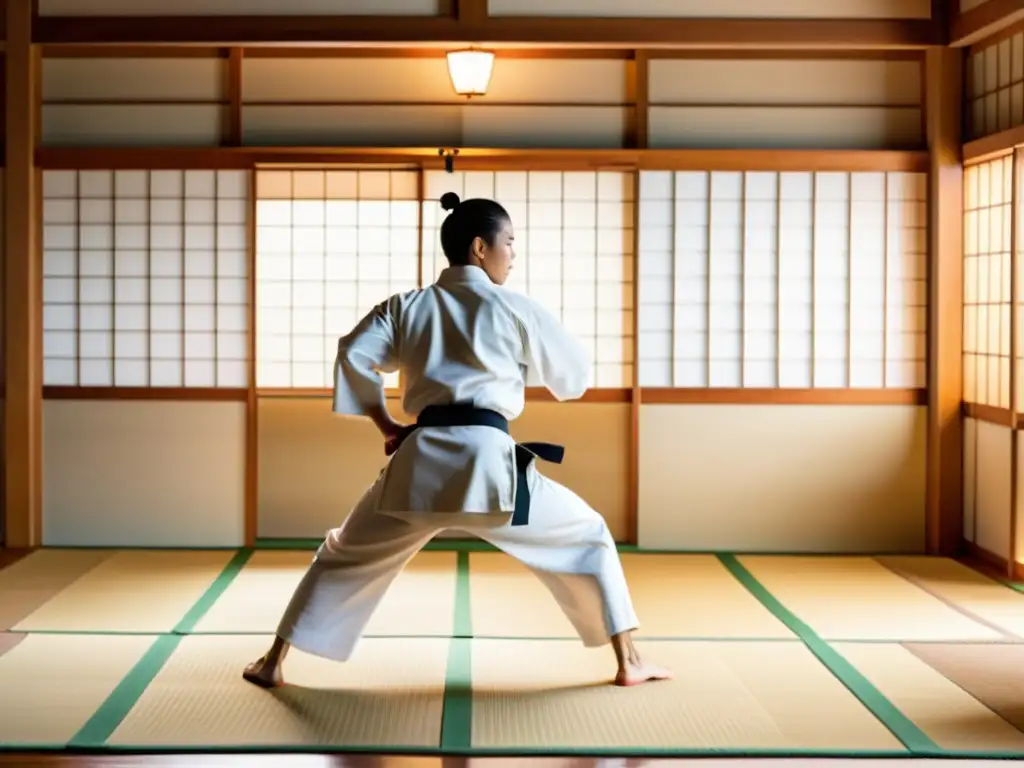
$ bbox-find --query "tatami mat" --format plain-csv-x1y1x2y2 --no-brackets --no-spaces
470,638,905,750
13,550,234,633
0,633,156,746
469,552,794,639
736,556,1003,641
879,556,1024,640
0,633,25,659
904,643,1024,736
835,642,1024,753
106,635,448,748
6,547,1024,758
192,550,457,636
0,548,114,630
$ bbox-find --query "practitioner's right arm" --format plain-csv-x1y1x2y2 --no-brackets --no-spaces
518,299,592,402
332,297,402,441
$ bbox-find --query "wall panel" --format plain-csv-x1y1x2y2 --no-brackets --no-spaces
648,58,923,150
973,419,1013,559
243,106,462,148
42,401,246,547
42,169,250,388
247,105,626,149
964,416,977,543
1016,430,1024,566
461,107,627,149
243,58,628,105
44,58,224,101
242,58,628,149
39,0,442,14
637,170,927,388
651,59,922,106
637,404,927,552
649,107,922,150
42,58,227,148
487,0,931,18
258,397,629,540
43,106,226,148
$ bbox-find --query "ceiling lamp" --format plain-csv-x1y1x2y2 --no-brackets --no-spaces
446,48,495,97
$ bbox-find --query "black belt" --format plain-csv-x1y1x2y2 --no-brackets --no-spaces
394,403,564,526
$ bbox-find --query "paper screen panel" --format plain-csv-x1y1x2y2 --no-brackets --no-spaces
421,170,634,388
42,169,250,388
637,169,928,389
968,33,1024,141
254,169,419,389
963,156,1012,408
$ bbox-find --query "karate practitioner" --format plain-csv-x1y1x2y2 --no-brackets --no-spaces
244,192,671,688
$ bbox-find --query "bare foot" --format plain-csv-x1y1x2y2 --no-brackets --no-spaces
614,662,673,687
243,655,284,688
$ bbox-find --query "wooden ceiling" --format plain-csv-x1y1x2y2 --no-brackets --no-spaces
3,0,1020,54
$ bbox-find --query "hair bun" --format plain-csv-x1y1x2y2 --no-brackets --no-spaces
439,192,461,212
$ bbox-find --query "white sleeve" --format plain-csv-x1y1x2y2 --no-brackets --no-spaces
331,298,399,416
518,298,591,401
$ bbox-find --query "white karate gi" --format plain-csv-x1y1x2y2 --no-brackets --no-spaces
277,265,639,662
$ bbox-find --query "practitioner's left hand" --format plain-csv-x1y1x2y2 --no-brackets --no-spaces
383,423,410,456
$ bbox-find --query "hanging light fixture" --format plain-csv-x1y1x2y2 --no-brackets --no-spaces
446,48,495,97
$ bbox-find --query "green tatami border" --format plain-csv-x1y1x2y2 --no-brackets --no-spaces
717,553,940,756
64,549,254,749
440,551,473,750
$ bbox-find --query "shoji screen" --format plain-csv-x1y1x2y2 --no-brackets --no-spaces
253,168,420,389
421,170,635,388
964,155,1013,409
636,169,927,388
41,169,250,388
967,32,1024,140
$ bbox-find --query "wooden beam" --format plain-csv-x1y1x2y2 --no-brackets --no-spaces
963,401,1016,427
225,47,243,147
963,125,1024,163
4,0,41,548
34,147,933,173
951,0,1024,47
639,388,927,405
245,168,257,547
41,387,248,401
625,50,649,150
925,46,964,557
1011,148,1020,579
454,0,487,25
37,45,923,60
33,15,943,49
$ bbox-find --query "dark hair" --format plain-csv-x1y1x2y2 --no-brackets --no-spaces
439,192,511,266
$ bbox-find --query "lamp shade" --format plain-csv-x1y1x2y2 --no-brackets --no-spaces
446,49,495,97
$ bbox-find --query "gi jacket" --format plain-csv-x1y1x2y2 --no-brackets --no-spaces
330,265,591,518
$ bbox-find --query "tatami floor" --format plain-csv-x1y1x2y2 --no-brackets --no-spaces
2,543,1024,759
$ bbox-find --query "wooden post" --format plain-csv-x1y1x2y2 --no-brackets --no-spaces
925,47,965,556
4,0,42,548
